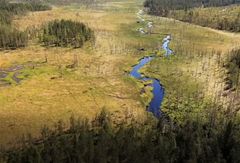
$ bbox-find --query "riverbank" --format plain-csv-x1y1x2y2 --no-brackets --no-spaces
129,35,173,117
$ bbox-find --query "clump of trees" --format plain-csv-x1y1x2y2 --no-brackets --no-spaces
0,0,51,50
2,109,240,163
224,49,240,90
0,25,28,49
40,19,95,48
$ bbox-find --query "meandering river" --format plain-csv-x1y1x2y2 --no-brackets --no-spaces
130,36,172,117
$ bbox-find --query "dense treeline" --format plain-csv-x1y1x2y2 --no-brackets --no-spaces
144,0,240,32
168,7,240,32
0,0,51,50
46,0,97,5
224,49,240,90
43,0,112,6
40,19,95,48
2,110,240,163
0,2,51,15
0,10,11,25
144,0,240,13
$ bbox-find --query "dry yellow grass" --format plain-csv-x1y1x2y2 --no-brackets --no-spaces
0,1,150,147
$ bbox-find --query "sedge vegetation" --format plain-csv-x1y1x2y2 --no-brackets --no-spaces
0,1,150,147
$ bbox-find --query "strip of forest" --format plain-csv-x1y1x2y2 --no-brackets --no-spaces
144,0,240,32
1,109,239,163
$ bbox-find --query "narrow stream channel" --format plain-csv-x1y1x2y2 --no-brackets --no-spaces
130,36,172,117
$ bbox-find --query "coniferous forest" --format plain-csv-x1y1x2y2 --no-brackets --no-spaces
45,0,99,6
144,0,240,11
0,25,28,49
144,0,240,32
40,20,95,48
225,49,240,90
0,0,51,50
2,110,240,163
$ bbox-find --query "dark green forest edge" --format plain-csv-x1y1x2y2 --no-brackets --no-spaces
1,110,240,163
0,0,51,49
225,49,240,90
144,0,240,32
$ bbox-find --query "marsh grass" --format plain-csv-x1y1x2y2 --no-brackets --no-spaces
0,0,239,148
0,1,152,147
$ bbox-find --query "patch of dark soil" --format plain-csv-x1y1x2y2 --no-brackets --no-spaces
5,65,24,72
0,72,8,79
138,48,145,51
140,88,146,94
0,62,43,86
0,64,25,86
0,65,24,72
12,72,23,83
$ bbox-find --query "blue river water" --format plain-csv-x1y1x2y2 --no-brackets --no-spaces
162,35,173,57
130,36,172,117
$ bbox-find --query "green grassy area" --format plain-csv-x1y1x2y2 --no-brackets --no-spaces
142,56,211,121
135,7,240,120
